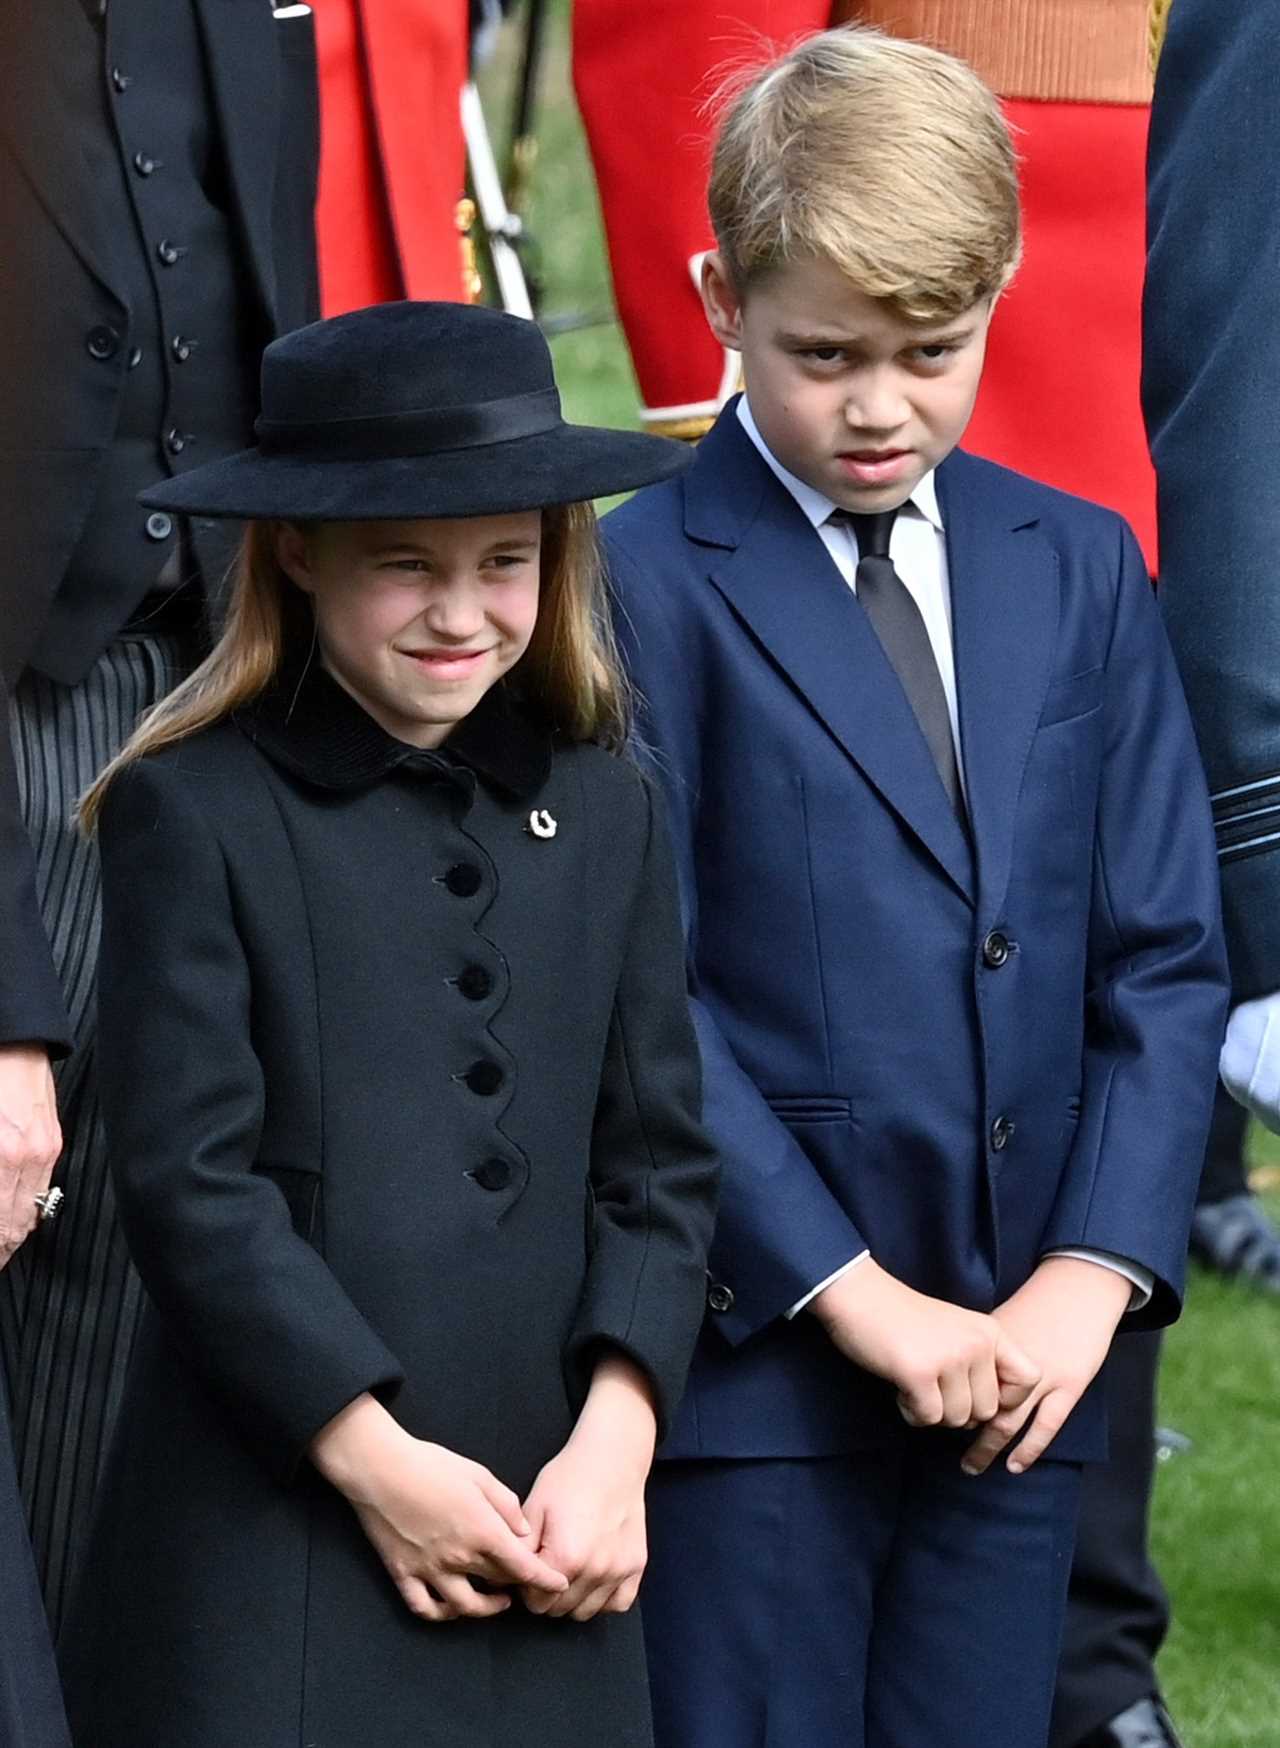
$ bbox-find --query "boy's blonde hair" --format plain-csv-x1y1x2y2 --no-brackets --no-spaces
708,25,1021,321
79,503,628,831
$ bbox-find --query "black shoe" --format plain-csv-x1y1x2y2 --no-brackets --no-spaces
1079,1695,1186,1748
1190,1191,1280,1291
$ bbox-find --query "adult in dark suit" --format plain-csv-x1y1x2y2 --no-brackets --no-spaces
0,703,71,1747
1146,0,1280,1123
0,0,319,1629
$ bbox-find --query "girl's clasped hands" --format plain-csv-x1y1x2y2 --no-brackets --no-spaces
312,1352,657,1625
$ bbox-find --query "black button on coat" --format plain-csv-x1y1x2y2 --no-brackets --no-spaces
62,669,719,1748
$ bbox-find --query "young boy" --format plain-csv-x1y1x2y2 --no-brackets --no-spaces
604,27,1228,1748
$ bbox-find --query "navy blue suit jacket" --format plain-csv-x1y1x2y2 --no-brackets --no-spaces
606,409,1229,1464
1145,0,1280,998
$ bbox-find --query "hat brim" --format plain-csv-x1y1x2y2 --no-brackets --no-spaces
140,423,690,521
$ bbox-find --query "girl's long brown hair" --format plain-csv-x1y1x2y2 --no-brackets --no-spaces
79,503,629,832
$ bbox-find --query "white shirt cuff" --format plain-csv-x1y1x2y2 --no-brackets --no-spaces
1044,1248,1154,1312
1221,991,1280,1135
785,1250,871,1319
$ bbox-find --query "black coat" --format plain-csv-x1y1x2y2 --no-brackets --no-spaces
62,667,718,1748
0,0,319,684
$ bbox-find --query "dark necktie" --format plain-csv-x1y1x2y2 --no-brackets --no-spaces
839,508,963,814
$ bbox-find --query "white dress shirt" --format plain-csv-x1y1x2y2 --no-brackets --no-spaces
733,400,1154,1316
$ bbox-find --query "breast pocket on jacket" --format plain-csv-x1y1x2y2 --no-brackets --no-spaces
1038,666,1104,730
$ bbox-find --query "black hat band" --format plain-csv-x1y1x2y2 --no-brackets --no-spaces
254,386,563,461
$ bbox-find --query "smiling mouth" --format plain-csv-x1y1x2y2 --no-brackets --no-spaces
401,647,493,670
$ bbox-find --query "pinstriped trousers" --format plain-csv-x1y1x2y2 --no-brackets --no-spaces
1,632,194,1634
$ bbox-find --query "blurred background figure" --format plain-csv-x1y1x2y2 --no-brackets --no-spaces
0,0,319,1633
1147,0,1280,1160
312,0,472,312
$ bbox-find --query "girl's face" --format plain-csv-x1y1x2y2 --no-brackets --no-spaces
276,512,542,748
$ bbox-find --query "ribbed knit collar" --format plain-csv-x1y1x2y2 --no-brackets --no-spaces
237,651,554,799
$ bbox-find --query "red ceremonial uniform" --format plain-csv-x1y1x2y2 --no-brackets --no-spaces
574,0,1156,567
573,0,830,436
313,0,470,313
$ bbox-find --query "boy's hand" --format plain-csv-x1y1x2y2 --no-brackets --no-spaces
810,1259,1041,1430
962,1256,1134,1477
310,1394,569,1622
520,1351,657,1622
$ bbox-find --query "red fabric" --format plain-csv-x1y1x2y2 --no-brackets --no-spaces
967,100,1155,569
314,0,469,315
574,0,830,413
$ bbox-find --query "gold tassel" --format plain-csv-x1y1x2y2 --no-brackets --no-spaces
456,198,483,304
1149,0,1174,74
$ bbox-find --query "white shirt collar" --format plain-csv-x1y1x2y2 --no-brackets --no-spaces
736,394,943,533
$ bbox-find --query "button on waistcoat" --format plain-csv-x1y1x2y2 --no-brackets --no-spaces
35,0,266,675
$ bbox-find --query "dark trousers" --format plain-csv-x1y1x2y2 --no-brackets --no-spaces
1051,1086,1251,1745
645,1446,1082,1748
1051,1331,1167,1746
0,634,194,1632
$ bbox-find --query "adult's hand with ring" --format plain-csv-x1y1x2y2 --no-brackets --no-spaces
0,1044,62,1270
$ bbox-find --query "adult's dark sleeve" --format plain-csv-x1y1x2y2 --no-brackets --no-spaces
1144,0,1280,998
0,683,69,1052
96,759,404,1482
565,775,720,1442
271,2,322,329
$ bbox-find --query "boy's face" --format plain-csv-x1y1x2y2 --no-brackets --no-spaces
275,512,542,748
701,255,994,512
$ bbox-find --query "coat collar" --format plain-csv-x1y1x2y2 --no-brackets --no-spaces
238,655,554,800
682,409,1059,914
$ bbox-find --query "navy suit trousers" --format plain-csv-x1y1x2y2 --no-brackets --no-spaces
644,1448,1082,1748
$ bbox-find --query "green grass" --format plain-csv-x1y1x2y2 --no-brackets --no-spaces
1155,1140,1280,1746
476,16,1280,1741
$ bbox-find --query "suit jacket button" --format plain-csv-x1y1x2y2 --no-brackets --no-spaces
166,428,188,455
86,325,120,361
133,150,159,176
156,239,182,266
111,67,132,93
990,1115,1015,1153
443,862,483,898
707,1282,735,1313
462,1058,503,1097
469,1158,512,1192
456,965,493,1002
982,930,1011,968
144,512,173,542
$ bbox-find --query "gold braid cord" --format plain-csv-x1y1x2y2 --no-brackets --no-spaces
1149,0,1174,73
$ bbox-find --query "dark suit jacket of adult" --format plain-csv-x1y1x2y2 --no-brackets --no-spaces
1145,0,1280,999
0,0,319,685
63,668,718,1748
605,409,1229,1467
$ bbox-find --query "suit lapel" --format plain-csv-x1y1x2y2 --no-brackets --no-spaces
0,0,124,298
941,451,1060,918
691,417,975,902
195,0,280,322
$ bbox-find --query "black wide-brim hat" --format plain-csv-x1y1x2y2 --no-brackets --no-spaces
141,302,690,521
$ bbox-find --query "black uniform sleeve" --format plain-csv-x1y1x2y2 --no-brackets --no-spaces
1145,0,1280,996
564,776,719,1441
0,686,69,1052
96,759,403,1481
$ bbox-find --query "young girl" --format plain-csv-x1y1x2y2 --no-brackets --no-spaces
62,302,719,1748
